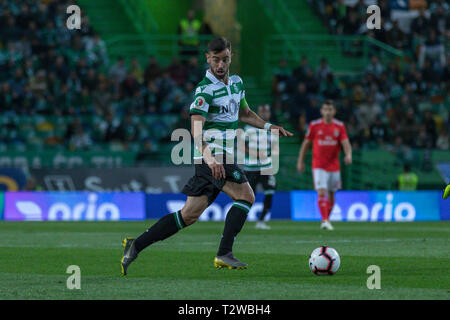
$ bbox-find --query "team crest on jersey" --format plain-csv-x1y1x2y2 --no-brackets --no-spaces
232,170,241,181
334,129,339,137
194,96,205,108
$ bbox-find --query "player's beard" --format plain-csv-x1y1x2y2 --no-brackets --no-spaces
213,68,228,80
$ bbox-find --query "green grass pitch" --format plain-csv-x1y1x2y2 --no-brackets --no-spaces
0,221,448,300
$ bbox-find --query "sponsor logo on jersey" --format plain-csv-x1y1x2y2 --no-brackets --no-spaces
318,139,338,146
219,99,239,115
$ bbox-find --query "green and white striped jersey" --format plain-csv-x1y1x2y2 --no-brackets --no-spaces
190,70,248,159
243,124,276,171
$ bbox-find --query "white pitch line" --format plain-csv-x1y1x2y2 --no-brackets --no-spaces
0,238,446,249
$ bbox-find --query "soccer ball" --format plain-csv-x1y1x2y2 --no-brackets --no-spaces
309,246,340,275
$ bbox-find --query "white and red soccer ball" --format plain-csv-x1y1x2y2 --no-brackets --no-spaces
309,246,341,275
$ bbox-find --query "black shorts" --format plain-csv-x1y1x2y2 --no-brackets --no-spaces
245,170,277,194
181,161,248,205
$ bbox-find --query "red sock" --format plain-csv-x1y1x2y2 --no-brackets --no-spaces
327,201,334,220
318,195,328,221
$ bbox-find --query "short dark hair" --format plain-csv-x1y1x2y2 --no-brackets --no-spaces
207,37,231,53
323,99,335,107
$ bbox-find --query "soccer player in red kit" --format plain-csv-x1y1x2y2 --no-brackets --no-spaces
297,100,352,230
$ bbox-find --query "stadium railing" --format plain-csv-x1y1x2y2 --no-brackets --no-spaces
105,34,215,65
116,0,159,35
2,147,445,190
264,34,406,79
275,148,448,191
257,0,303,34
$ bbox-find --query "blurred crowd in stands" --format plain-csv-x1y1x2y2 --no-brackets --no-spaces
0,0,448,156
0,0,203,152
275,0,448,151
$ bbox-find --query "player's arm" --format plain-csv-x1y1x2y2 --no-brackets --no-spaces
297,123,314,173
297,138,312,173
341,139,352,165
190,114,226,179
338,123,352,165
239,98,293,137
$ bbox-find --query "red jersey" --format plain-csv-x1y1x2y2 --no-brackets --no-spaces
305,118,348,172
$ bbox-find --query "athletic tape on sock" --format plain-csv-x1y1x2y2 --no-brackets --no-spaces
173,210,186,230
232,200,252,213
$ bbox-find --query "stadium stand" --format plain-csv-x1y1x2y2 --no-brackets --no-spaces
265,0,448,190
0,0,204,154
0,0,448,191
276,0,448,150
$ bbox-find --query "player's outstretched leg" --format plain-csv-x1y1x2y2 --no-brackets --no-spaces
121,196,208,275
215,182,255,269
121,210,187,275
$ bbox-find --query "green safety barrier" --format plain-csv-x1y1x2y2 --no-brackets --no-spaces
276,147,449,191
105,34,215,67
116,0,159,35
0,148,446,190
264,34,405,80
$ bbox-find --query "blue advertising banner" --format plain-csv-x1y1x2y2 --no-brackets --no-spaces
0,192,4,220
146,192,291,221
0,168,27,191
1,191,446,221
439,194,450,220
4,192,145,221
291,191,445,221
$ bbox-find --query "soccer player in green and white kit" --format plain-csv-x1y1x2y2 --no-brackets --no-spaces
121,37,293,275
241,104,278,230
